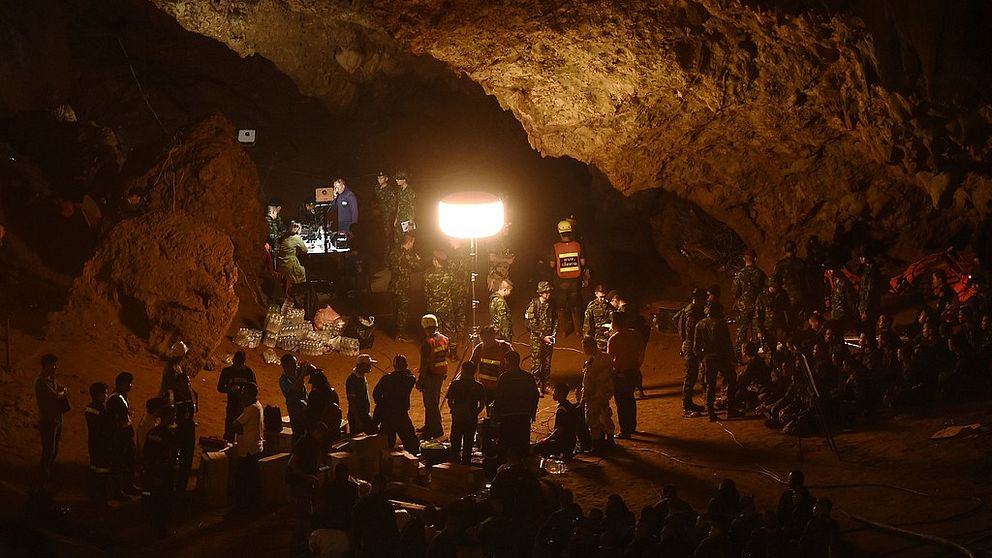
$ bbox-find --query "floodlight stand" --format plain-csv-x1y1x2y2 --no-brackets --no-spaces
469,237,480,348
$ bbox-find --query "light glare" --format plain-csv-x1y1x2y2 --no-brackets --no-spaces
438,192,505,239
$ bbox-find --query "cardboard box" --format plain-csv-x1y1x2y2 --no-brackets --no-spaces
430,462,485,495
381,450,420,482
259,452,290,505
350,434,388,461
198,450,230,507
267,427,295,455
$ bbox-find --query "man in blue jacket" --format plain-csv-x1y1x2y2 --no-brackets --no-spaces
330,178,359,235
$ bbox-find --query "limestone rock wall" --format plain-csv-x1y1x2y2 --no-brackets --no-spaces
50,212,239,372
126,113,268,276
151,0,992,270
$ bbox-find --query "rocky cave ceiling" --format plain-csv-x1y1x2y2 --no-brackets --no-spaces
152,0,992,264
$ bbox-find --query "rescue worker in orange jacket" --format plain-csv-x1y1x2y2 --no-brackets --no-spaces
417,314,449,440
470,325,513,410
550,219,586,337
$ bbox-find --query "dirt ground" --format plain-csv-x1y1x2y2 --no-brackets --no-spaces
0,271,990,558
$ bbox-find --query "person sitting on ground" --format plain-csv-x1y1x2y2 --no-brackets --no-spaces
445,361,486,464
601,493,636,553
533,382,579,461
735,342,772,412
652,484,696,530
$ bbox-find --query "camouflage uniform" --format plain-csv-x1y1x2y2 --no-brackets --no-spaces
753,287,792,348
581,352,615,441
388,247,421,335
489,292,513,341
583,298,613,350
675,300,706,410
448,246,470,343
858,260,881,330
393,186,416,246
525,297,557,388
829,273,857,332
772,254,807,321
374,183,396,254
424,266,456,338
265,215,285,248
732,264,767,349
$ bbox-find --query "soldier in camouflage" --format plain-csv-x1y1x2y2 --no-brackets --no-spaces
732,248,767,350
675,287,707,415
694,301,739,422
857,247,881,336
393,171,416,247
579,335,615,452
424,250,456,345
374,171,396,257
447,238,470,354
490,278,514,341
772,240,807,324
826,265,857,335
526,281,558,393
388,234,421,342
753,279,792,353
583,284,613,351
265,199,286,249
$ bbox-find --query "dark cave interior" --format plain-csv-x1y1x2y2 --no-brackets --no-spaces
2,1,992,557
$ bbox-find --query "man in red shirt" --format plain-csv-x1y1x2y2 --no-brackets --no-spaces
607,312,645,439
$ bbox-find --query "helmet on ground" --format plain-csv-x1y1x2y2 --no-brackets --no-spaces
556,220,573,234
421,314,439,328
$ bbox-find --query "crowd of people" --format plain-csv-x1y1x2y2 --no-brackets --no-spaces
28,171,991,557
674,240,991,434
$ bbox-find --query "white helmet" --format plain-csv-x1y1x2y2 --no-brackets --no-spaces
169,341,189,358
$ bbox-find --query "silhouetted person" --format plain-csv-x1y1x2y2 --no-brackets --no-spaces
217,350,256,441
533,382,578,460
35,353,68,482
232,382,263,511
346,354,377,435
287,422,329,552
493,350,539,462
280,354,309,445
144,405,178,536
162,356,196,493
352,474,399,558
373,355,420,454
84,382,112,503
306,370,342,443
446,361,485,464
800,498,839,558
107,371,138,498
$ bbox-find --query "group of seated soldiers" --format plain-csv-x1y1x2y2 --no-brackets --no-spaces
680,239,991,435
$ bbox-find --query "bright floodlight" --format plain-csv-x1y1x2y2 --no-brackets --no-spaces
438,192,505,239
